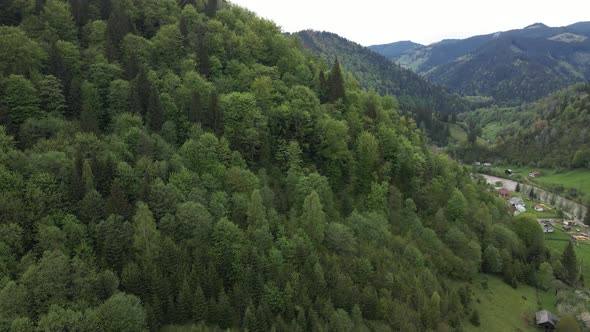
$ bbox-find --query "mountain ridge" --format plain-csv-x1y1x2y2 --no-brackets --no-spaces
371,21,590,105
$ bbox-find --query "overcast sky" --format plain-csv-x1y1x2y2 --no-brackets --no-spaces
229,0,590,46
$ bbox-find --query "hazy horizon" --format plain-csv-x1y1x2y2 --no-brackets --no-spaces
229,0,590,46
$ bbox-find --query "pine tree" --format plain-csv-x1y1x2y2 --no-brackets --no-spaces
584,210,590,226
327,57,345,102
515,182,520,193
208,92,223,135
67,77,82,119
106,4,133,61
176,279,192,324
81,158,95,192
104,180,132,219
147,86,164,131
318,70,328,103
562,240,579,285
193,285,207,322
80,81,100,133
206,0,221,18
188,91,202,123
217,288,233,329
195,23,210,77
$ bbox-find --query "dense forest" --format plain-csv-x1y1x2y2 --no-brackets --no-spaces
296,30,471,146
460,83,590,168
0,0,584,331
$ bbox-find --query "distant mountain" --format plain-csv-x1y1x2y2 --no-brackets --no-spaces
368,40,422,59
372,22,590,105
295,30,470,115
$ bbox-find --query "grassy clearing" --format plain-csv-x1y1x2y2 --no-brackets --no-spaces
545,224,590,286
449,123,487,145
488,165,590,200
481,121,501,142
464,275,556,332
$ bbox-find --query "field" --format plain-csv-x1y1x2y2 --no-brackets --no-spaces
464,275,556,332
545,224,590,286
488,166,590,200
449,123,487,145
480,121,501,143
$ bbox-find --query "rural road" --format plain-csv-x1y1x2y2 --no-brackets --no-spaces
479,174,588,224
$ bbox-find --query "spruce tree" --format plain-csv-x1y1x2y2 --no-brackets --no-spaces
562,240,579,285
193,285,207,322
515,182,520,192
80,81,100,133
147,86,164,131
584,211,590,226
106,4,133,61
327,57,345,102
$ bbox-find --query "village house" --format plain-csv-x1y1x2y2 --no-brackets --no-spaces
483,162,493,167
499,189,510,198
543,224,554,233
509,197,525,206
534,205,544,212
536,310,558,331
529,171,541,177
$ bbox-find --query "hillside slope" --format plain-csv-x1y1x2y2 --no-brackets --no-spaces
467,83,590,167
372,22,590,105
0,0,552,331
296,30,470,114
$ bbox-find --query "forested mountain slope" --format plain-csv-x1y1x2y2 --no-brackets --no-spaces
467,83,590,168
368,40,422,59
0,0,580,331
372,22,590,105
296,30,472,145
296,30,470,114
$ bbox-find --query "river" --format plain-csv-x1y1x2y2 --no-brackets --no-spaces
479,174,587,222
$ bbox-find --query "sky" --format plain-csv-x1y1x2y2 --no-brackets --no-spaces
229,0,590,46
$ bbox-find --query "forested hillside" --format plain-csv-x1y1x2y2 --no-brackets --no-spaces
296,30,472,145
465,83,590,168
373,22,590,105
0,0,581,331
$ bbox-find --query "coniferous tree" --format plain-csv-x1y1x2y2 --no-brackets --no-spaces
67,77,82,119
193,285,207,322
562,240,579,285
104,180,133,219
188,91,203,123
584,211,590,226
80,81,100,133
327,57,345,102
515,182,520,193
147,86,164,131
105,3,133,61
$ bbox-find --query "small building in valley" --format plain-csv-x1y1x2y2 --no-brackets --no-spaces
509,197,525,206
536,310,558,331
499,189,510,198
529,171,541,177
483,162,493,167
534,205,545,212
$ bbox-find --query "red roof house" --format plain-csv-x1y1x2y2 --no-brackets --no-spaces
499,189,510,197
